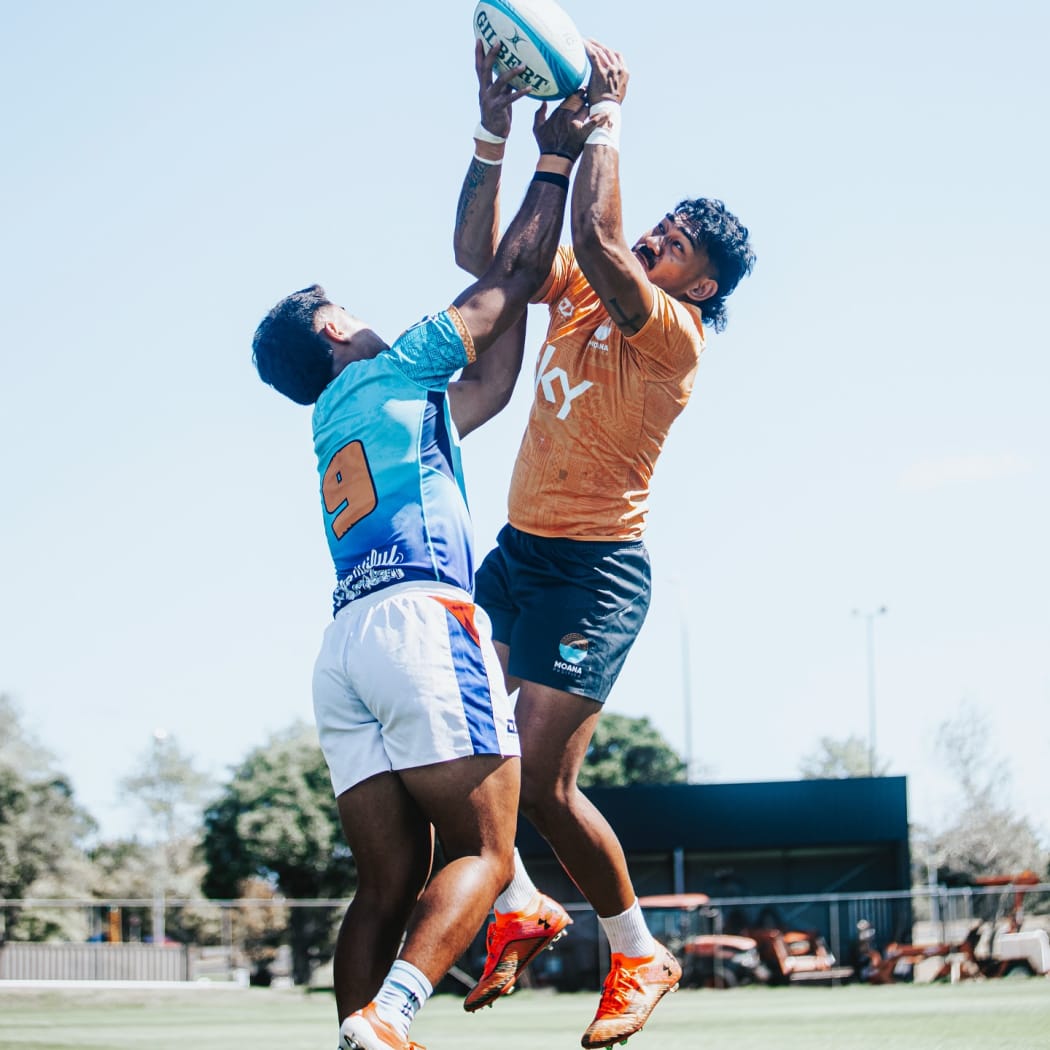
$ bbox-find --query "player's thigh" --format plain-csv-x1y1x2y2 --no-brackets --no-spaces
336,772,433,897
475,529,517,647
501,530,652,703
515,680,603,796
354,585,521,771
398,754,520,861
490,639,520,695
313,608,395,798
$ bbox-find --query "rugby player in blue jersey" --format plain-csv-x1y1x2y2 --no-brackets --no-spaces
251,89,601,1050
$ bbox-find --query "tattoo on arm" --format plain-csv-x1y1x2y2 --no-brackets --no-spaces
455,160,494,232
607,297,645,335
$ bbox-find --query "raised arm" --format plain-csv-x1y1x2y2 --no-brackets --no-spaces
454,41,532,277
449,42,535,436
453,98,595,357
570,41,653,337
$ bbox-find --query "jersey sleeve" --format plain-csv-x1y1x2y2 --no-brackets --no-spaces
533,244,574,306
384,307,475,389
625,287,706,380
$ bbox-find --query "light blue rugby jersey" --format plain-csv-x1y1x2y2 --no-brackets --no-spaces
312,309,476,615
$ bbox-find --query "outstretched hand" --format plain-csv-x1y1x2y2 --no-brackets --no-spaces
583,40,629,105
532,94,603,162
475,39,533,139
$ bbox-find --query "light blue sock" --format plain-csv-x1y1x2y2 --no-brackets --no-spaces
372,959,433,1039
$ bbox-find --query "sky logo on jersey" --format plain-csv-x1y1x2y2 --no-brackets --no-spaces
537,344,593,419
558,633,590,664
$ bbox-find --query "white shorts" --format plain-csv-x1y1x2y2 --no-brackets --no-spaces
312,580,520,797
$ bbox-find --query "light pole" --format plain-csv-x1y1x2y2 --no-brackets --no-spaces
665,577,695,782
151,728,168,949
677,584,694,782
852,607,887,776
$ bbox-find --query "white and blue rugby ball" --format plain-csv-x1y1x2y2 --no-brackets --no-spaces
473,0,588,100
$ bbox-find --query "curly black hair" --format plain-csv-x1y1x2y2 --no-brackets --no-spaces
672,199,755,333
252,284,335,405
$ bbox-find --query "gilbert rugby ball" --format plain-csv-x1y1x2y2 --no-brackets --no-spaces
473,0,588,100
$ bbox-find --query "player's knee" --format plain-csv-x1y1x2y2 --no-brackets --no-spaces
355,861,429,913
347,884,417,934
519,772,576,826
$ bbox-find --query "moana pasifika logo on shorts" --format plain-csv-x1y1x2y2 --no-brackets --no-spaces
558,633,590,665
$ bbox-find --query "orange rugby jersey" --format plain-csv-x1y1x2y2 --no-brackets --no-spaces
508,246,705,541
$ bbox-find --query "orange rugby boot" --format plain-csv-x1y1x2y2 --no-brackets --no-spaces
462,892,572,1011
339,1003,425,1050
580,941,682,1048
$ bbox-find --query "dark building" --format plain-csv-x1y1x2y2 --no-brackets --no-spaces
518,775,911,902
483,776,912,991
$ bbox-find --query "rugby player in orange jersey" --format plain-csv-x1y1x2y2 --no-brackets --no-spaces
454,40,755,1048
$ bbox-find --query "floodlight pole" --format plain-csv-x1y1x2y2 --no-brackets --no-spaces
852,607,887,776
667,577,695,782
679,585,694,782
152,729,167,949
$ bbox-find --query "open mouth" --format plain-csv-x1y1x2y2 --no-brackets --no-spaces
634,245,656,270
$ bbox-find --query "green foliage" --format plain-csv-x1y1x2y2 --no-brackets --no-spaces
119,732,215,844
799,734,890,779
579,713,686,787
201,721,350,899
0,694,97,940
200,721,352,982
928,701,1048,880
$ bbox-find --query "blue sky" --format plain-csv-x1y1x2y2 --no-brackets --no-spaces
1,1,1047,849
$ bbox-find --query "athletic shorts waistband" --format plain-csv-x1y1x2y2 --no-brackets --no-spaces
334,579,474,619
502,523,646,554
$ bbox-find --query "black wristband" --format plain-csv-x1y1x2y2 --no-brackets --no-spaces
532,171,570,190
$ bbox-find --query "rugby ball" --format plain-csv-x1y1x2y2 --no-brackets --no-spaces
473,0,588,100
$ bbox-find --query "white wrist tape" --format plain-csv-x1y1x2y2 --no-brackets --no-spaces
474,122,507,145
473,153,504,165
586,100,621,151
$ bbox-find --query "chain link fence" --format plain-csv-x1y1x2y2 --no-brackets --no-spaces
2,883,1047,987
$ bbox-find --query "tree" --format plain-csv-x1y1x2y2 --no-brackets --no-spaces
114,731,217,945
119,731,214,849
0,694,97,941
200,722,353,983
927,701,1047,880
579,713,687,787
799,734,890,779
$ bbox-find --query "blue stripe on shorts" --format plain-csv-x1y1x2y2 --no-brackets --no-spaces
442,607,499,753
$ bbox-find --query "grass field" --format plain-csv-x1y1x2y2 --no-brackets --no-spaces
1,980,1049,1050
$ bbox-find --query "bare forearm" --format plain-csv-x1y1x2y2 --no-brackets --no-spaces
571,135,651,336
450,313,527,437
572,145,625,263
490,177,566,291
454,157,502,277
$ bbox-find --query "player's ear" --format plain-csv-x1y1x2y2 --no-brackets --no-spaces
685,276,718,305
321,318,350,342
319,308,354,343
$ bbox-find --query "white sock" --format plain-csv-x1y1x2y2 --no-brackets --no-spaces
599,900,656,959
494,848,539,914
371,959,433,1039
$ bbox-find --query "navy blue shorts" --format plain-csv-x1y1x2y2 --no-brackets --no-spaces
474,524,652,703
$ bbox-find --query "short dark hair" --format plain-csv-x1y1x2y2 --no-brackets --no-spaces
673,199,756,333
252,284,335,405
